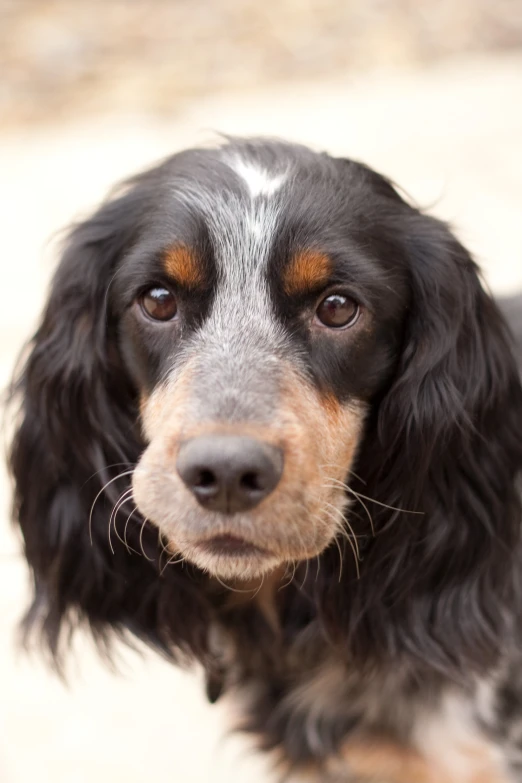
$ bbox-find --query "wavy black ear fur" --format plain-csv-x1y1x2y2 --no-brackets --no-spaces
318,206,522,674
9,181,210,667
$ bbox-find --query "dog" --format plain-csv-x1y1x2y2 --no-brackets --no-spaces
9,138,522,782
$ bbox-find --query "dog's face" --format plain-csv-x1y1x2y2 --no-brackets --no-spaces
113,143,409,580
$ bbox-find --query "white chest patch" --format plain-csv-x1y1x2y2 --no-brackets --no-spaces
413,688,509,783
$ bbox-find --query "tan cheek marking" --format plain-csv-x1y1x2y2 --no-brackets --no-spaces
321,391,364,469
280,372,365,490
140,364,195,443
283,249,332,295
163,245,204,288
257,371,365,556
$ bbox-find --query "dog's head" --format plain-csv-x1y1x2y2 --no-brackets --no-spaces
10,139,522,668
126,143,410,581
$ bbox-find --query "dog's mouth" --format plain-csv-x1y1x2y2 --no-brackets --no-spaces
195,534,270,558
178,530,282,580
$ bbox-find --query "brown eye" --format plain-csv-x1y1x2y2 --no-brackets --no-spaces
315,294,359,328
140,287,177,321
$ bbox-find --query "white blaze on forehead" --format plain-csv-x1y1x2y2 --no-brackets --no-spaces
230,156,286,198
177,152,286,285
174,150,290,357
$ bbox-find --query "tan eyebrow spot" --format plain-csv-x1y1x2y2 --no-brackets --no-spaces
163,245,204,287
283,250,332,295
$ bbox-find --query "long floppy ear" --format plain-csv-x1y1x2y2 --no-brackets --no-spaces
323,211,522,673
9,183,209,666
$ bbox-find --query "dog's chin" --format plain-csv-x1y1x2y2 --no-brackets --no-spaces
182,543,283,581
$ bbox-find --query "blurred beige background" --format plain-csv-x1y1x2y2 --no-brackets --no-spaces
1,2,522,781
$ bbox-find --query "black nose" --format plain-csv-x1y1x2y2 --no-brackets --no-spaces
176,435,283,514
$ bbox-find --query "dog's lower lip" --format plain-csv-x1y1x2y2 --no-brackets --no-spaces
196,535,268,557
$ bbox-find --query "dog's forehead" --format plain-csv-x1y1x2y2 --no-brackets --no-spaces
227,153,288,198
170,143,340,280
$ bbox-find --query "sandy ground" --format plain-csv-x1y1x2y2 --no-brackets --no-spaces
1,52,522,782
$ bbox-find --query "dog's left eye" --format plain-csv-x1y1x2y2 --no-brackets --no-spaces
315,294,359,328
139,287,178,321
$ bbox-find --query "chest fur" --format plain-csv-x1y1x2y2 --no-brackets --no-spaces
209,581,513,782
211,619,510,782
277,662,509,782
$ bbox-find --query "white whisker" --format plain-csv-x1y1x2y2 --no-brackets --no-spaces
160,553,186,576
299,557,310,591
280,561,297,591
139,516,154,562
322,499,361,561
109,489,135,554
325,476,423,515
88,469,135,546
122,506,142,556
319,463,366,485
323,479,375,537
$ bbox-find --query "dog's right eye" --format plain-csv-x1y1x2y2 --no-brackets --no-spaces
315,293,359,329
139,287,178,322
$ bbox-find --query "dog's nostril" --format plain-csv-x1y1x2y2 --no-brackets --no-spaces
240,471,262,492
176,435,284,514
196,469,217,488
